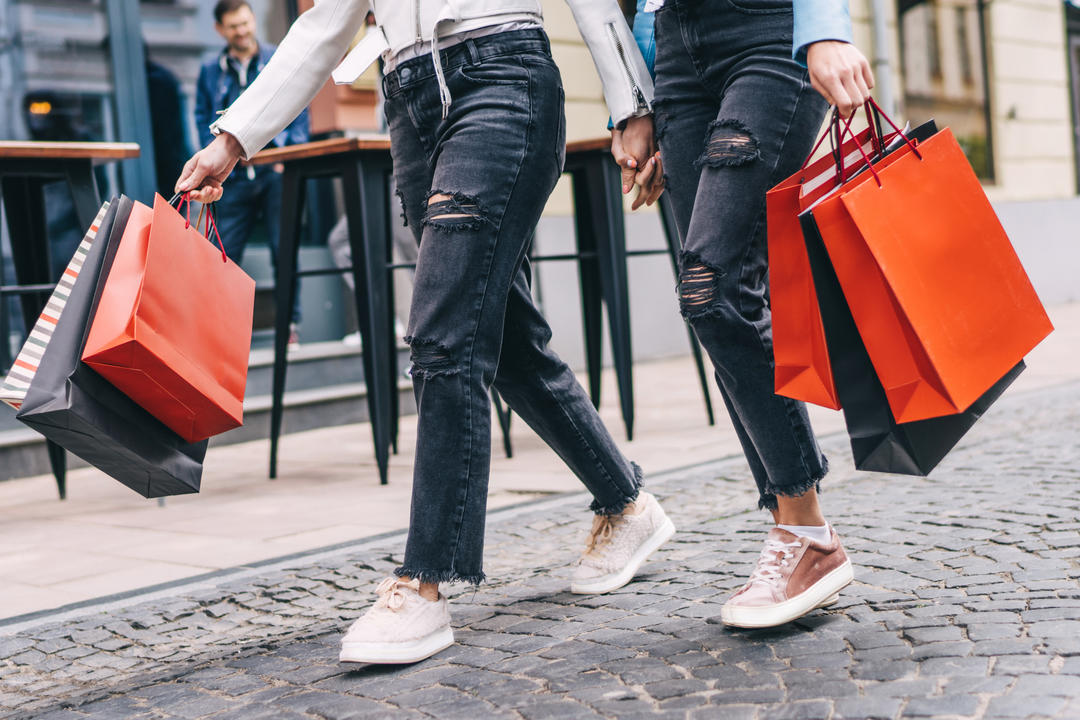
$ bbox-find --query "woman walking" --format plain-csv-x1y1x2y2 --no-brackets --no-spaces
177,0,674,664
614,0,874,628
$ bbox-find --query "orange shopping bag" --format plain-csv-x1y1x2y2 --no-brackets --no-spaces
82,193,256,442
768,114,889,410
808,101,1053,423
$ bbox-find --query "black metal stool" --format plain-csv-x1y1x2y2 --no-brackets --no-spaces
250,137,396,485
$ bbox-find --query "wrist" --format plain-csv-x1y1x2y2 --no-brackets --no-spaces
216,132,244,160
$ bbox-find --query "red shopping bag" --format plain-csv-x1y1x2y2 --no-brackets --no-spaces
809,102,1053,423
82,194,255,442
768,116,888,410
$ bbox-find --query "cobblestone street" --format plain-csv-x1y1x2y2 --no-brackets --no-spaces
2,379,1079,720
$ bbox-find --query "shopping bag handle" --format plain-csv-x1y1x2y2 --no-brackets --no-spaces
202,204,229,264
831,98,925,188
167,192,229,263
801,102,885,177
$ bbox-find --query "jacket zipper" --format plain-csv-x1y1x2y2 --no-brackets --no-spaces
415,0,422,43
605,22,647,112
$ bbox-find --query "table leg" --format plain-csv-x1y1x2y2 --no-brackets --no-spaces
64,160,101,233
658,194,715,426
570,168,604,410
269,168,305,479
384,169,401,457
1,175,69,498
342,157,392,485
591,157,635,441
2,177,52,335
491,388,513,458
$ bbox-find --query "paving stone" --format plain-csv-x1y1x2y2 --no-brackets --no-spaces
901,694,980,717
984,694,1069,718
1009,673,1080,696
834,696,903,720
917,656,990,676
642,678,710,701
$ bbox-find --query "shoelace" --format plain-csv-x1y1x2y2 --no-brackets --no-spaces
582,514,622,556
747,537,803,587
373,577,414,612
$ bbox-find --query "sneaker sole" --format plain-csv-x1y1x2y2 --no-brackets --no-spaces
570,516,676,595
720,560,854,629
339,626,454,665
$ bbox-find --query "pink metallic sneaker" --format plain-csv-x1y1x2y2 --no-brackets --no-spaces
720,526,853,628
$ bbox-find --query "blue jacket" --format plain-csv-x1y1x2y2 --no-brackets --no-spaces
195,43,309,165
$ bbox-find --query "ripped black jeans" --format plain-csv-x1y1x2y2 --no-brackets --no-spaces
382,30,641,585
652,0,829,510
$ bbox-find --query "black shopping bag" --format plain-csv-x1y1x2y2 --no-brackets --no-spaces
799,199,1022,476
15,195,208,497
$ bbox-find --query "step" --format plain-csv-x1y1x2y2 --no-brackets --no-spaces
0,341,416,484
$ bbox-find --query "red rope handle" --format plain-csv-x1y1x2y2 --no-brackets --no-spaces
865,98,922,160
203,205,229,263
835,110,883,187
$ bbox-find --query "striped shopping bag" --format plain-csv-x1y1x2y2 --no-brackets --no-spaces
1,201,111,411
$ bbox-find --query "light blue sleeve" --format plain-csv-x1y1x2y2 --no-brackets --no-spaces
792,0,854,66
632,0,656,79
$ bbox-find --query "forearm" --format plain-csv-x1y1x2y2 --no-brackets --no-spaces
564,0,654,127
211,0,370,159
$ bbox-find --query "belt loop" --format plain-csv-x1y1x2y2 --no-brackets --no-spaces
465,38,480,64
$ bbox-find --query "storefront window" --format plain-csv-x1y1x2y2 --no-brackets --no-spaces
899,0,994,180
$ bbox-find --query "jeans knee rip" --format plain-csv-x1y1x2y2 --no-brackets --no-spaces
695,119,760,169
422,190,487,232
404,336,460,379
678,251,727,320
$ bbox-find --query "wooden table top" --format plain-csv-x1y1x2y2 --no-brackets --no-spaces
250,135,614,165
0,141,140,161
249,136,390,164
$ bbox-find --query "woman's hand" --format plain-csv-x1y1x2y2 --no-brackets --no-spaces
806,41,874,118
611,114,664,209
630,152,664,210
175,133,244,203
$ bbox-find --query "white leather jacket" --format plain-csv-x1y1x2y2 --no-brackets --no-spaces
212,0,653,159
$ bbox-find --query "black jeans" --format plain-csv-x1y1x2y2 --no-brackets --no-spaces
653,0,829,510
383,29,642,585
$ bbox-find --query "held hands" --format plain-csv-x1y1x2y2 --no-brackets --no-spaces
174,133,245,203
611,114,665,210
806,41,875,118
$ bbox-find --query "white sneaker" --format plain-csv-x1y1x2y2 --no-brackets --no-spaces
570,492,675,594
339,577,454,664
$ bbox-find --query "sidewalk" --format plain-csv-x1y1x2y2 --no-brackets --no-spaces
1,352,1079,718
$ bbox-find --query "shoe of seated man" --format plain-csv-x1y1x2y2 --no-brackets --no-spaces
339,577,454,664
720,526,853,629
570,492,675,594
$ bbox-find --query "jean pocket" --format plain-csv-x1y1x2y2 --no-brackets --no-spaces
456,55,530,87
722,0,792,14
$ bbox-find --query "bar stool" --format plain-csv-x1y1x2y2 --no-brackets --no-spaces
249,137,396,485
